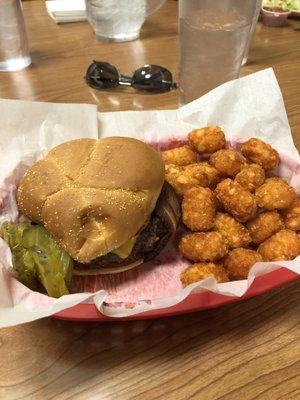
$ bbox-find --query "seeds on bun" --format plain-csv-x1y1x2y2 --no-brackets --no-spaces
17,137,181,274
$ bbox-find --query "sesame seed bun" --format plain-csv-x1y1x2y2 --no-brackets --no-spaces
17,137,165,264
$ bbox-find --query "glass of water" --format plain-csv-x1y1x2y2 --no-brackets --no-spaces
242,0,263,66
0,0,31,72
85,0,166,42
179,0,257,105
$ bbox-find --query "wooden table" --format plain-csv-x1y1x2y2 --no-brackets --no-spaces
1,2,300,399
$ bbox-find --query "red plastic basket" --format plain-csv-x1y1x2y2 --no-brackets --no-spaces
53,268,299,322
53,143,299,322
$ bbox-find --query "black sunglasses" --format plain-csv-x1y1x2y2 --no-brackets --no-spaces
85,61,177,93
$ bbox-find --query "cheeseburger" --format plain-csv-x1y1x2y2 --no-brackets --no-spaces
17,137,181,275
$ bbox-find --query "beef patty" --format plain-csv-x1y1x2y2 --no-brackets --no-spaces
74,182,181,272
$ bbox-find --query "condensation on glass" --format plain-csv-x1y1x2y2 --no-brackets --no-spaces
0,0,31,72
179,0,257,105
85,0,166,42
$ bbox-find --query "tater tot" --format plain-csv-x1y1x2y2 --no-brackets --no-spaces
165,162,219,196
215,179,257,222
255,177,296,210
234,163,265,193
184,163,220,188
161,145,197,166
214,212,251,249
246,211,284,245
281,199,300,231
210,149,246,177
223,248,263,280
188,126,226,153
181,262,229,287
179,232,228,262
164,164,185,195
182,187,216,231
241,138,279,171
258,229,300,261
213,192,224,212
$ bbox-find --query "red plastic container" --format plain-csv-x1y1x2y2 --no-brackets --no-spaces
53,142,300,322
54,267,299,322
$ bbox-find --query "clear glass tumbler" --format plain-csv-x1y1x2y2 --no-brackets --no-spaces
179,0,257,105
85,0,166,42
242,0,263,66
0,0,31,72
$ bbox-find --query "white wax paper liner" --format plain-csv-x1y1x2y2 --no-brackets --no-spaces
0,69,300,328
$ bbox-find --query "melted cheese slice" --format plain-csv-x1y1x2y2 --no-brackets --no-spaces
111,236,137,259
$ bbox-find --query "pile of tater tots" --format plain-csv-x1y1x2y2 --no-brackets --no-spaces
161,126,300,286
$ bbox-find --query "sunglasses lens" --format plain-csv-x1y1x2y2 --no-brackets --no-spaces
85,61,119,89
132,65,173,92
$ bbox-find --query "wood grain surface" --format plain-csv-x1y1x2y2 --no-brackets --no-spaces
0,1,300,399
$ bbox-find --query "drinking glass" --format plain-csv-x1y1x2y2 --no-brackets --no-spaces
242,0,263,66
0,0,31,72
85,0,166,42
179,0,257,105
